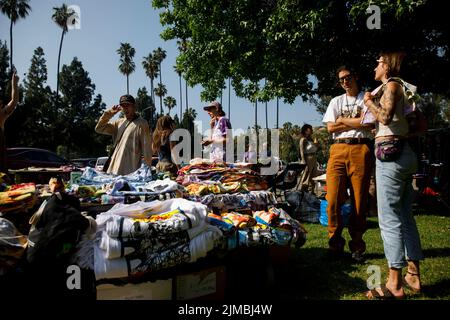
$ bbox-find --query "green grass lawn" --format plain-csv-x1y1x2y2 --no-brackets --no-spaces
274,211,450,300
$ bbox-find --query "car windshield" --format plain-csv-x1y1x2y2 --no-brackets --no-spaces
96,157,108,166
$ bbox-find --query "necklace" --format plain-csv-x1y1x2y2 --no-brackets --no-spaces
342,94,358,117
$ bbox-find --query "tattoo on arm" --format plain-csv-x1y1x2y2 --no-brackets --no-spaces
379,88,396,124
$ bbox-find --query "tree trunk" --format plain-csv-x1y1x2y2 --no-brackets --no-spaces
159,63,163,114
276,97,279,129
9,18,13,73
228,78,231,121
255,100,258,130
264,79,268,129
179,74,183,120
150,78,154,107
185,80,188,114
126,74,129,95
56,30,65,97
265,101,268,129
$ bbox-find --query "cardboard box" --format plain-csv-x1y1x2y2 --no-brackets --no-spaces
175,266,226,300
96,278,173,300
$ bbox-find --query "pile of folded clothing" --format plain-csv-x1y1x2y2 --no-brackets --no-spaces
177,159,268,191
185,181,248,196
79,163,153,186
93,198,223,280
178,159,274,212
207,207,307,250
70,164,183,205
197,190,277,211
0,183,37,214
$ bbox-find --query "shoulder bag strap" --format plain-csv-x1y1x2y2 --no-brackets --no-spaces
113,116,137,149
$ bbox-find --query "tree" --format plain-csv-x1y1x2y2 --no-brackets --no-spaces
152,0,449,105
279,122,300,162
58,57,101,156
275,97,279,129
174,64,183,119
117,42,136,94
179,107,199,159
153,47,167,110
0,0,31,73
52,4,76,98
0,40,10,99
164,96,176,115
227,77,231,121
135,87,155,127
142,53,159,104
6,46,55,149
154,82,167,114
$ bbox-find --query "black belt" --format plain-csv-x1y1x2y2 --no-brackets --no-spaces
334,138,372,144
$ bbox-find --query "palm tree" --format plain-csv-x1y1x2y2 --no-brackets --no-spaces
228,78,231,121
185,78,189,113
52,4,75,97
0,0,31,72
153,47,167,109
276,97,279,129
264,79,268,129
164,96,176,115
142,53,159,105
174,64,183,119
117,42,135,94
254,99,258,131
154,83,167,114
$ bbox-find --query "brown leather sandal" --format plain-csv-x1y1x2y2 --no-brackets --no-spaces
403,271,421,294
365,284,406,300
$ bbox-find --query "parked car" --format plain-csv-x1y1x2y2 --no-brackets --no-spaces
71,158,97,168
95,156,109,171
94,156,160,172
6,148,72,170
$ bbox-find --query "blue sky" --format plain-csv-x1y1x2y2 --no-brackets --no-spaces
0,0,324,132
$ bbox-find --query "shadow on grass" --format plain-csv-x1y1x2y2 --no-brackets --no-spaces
272,247,367,300
366,219,379,230
413,197,450,216
422,279,450,299
423,248,450,258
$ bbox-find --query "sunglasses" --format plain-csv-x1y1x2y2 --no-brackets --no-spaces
338,75,353,84
120,102,133,107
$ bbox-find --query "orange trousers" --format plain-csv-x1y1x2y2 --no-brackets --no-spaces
326,143,373,253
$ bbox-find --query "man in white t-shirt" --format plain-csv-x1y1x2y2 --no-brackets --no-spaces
322,66,374,263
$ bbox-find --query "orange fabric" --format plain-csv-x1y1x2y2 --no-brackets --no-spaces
325,143,372,253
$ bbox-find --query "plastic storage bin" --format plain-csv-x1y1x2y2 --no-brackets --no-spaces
319,199,352,226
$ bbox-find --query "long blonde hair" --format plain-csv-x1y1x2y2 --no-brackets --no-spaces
152,115,176,153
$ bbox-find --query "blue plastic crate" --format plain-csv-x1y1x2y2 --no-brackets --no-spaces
319,199,352,226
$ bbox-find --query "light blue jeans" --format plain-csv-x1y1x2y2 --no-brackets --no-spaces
376,142,424,269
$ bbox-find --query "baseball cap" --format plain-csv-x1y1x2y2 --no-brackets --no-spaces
119,94,135,105
203,101,225,115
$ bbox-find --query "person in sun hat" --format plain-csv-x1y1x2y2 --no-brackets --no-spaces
201,101,232,162
95,94,153,175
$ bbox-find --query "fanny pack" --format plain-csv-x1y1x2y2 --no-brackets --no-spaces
375,139,404,162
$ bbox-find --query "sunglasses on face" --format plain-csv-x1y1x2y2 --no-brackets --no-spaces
338,75,353,84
